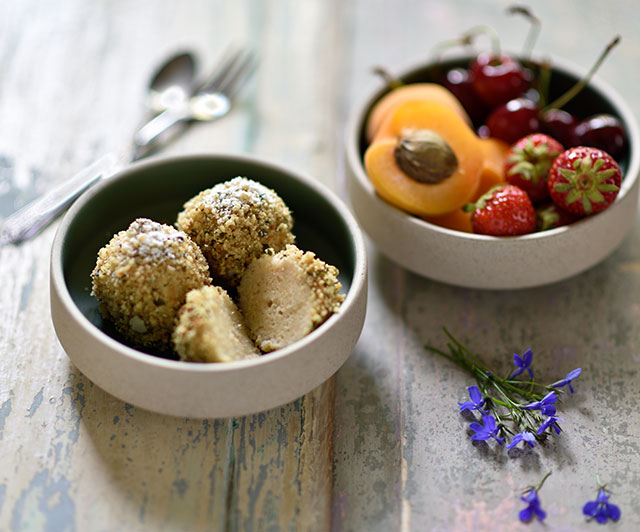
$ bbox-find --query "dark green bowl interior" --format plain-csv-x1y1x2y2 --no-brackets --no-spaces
358,56,631,174
60,155,356,358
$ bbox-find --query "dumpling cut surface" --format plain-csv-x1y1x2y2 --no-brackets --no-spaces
172,286,259,363
90,218,211,350
238,244,345,352
176,177,295,288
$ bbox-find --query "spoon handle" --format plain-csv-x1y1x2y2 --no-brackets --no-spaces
0,153,122,245
133,107,190,149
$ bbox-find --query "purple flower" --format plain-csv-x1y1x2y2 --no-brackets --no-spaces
583,487,621,524
551,368,582,393
537,415,564,435
519,489,546,522
469,414,504,445
506,431,536,449
523,391,558,416
458,385,486,413
509,348,534,379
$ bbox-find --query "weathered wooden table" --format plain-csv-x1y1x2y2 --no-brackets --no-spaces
2,1,638,530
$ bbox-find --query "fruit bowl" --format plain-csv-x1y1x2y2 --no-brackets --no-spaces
50,153,367,418
345,54,640,289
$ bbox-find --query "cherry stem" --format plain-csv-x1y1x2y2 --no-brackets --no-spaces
506,4,540,60
542,36,621,113
431,36,474,56
430,34,477,73
459,25,502,58
371,66,403,90
537,58,552,107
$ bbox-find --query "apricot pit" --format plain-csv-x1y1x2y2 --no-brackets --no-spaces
394,129,459,184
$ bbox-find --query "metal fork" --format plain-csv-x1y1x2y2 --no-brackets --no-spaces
0,48,257,246
132,48,257,158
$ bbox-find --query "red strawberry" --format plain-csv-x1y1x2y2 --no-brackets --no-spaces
548,146,622,215
535,202,580,231
505,133,564,203
464,184,536,236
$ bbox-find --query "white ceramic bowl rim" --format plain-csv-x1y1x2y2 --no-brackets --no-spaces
51,151,367,374
345,53,640,242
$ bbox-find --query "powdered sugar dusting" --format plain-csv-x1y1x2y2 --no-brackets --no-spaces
91,217,211,349
199,177,282,217
176,177,295,287
121,218,187,264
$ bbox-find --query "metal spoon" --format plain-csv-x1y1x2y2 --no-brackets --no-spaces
133,48,256,151
146,51,197,114
0,50,198,245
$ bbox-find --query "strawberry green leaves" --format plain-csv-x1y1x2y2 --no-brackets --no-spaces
549,147,622,215
505,133,564,202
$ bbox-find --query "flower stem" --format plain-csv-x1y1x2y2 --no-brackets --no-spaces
426,328,573,444
535,471,552,491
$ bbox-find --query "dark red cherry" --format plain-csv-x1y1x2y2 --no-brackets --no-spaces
485,97,540,144
443,67,488,125
541,109,579,148
469,52,531,108
574,114,627,161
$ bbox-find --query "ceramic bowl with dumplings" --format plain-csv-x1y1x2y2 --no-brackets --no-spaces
50,153,367,418
345,54,640,289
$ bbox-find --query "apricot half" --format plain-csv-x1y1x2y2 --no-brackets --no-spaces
365,83,471,143
476,137,509,198
364,101,483,217
422,209,473,233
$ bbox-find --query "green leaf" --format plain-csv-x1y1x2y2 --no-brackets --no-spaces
508,161,534,179
595,169,617,181
558,168,576,181
580,157,593,173
587,190,605,204
554,182,573,192
598,183,620,192
565,190,581,204
582,195,592,214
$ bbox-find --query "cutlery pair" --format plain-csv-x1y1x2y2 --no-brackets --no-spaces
0,48,256,245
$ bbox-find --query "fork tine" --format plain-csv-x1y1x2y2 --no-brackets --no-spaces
197,47,247,93
216,50,257,99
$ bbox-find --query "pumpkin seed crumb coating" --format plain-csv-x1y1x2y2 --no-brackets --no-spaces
176,177,295,288
90,218,211,350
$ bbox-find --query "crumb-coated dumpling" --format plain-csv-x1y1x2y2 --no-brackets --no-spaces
90,218,211,350
176,177,295,288
237,244,344,352
172,286,259,363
